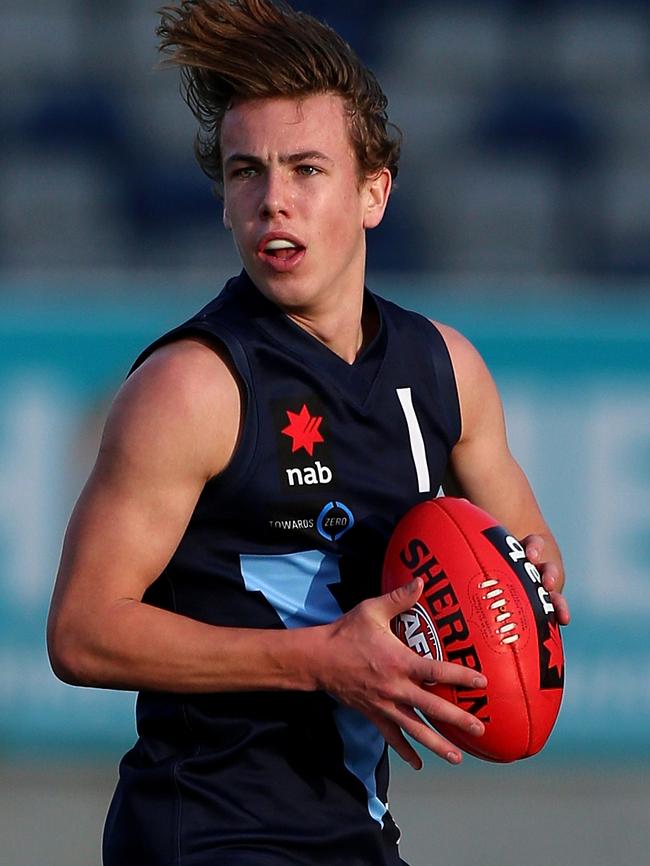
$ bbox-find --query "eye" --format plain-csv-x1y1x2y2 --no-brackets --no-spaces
232,166,259,179
296,165,320,176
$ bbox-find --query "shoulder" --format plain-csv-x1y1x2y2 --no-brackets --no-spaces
429,321,503,442
104,337,242,481
129,335,240,396
430,320,497,389
431,321,486,374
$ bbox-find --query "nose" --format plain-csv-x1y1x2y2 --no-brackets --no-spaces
258,169,291,220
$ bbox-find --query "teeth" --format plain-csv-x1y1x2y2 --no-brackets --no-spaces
265,239,298,251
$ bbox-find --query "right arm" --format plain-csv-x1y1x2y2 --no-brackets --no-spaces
48,338,306,693
47,339,485,766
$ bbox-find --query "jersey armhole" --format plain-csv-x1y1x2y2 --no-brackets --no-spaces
426,320,462,449
129,321,259,494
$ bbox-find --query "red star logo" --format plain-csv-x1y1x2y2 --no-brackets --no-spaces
281,404,324,456
543,622,564,679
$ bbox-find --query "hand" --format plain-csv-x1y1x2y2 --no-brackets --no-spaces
315,578,487,769
522,535,570,626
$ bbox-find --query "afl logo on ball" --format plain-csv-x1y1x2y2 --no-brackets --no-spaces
396,603,443,662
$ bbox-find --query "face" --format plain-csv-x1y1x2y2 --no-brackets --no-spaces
220,93,391,316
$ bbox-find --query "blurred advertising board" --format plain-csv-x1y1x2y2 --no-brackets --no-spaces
1,279,649,763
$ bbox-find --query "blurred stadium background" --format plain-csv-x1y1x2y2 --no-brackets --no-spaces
1,1,649,864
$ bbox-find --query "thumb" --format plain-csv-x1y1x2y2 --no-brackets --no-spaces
379,577,424,618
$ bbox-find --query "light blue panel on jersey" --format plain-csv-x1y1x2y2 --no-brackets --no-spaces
239,549,387,825
333,705,388,827
240,549,341,628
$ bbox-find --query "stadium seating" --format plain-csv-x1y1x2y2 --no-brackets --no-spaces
2,1,650,278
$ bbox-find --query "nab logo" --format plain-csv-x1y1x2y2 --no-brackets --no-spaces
282,404,324,456
286,460,332,487
280,402,334,488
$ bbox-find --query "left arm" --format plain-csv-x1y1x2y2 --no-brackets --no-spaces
437,322,570,624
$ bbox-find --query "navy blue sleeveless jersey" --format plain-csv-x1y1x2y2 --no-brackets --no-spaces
103,271,461,866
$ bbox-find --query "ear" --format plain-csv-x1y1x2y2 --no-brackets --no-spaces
223,205,231,231
363,168,392,230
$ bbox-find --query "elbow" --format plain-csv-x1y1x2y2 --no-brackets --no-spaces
46,616,100,687
47,635,86,687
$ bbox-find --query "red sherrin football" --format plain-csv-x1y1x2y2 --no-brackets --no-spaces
382,497,564,762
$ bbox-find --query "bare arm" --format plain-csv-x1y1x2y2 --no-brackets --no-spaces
47,339,314,693
47,337,485,768
437,323,569,620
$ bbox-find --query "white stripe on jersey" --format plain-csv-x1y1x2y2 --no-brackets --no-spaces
396,387,431,493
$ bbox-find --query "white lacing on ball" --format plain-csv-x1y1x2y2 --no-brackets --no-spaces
480,579,499,589
479,578,520,644
498,622,517,635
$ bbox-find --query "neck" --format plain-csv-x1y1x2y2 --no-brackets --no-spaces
287,289,377,364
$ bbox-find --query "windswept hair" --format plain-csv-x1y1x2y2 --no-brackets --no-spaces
157,0,401,189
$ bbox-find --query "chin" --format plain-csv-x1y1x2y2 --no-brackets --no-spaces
249,269,316,310
264,284,317,312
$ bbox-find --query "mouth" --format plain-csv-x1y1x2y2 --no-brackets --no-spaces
257,235,306,272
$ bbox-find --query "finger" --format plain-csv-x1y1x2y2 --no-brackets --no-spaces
403,685,485,739
522,534,545,563
371,713,423,770
550,590,571,626
388,702,463,765
539,561,560,591
376,577,424,619
417,657,487,692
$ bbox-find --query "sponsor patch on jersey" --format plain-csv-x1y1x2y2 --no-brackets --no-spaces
281,403,324,456
268,515,316,533
273,398,337,492
317,501,355,541
266,501,355,543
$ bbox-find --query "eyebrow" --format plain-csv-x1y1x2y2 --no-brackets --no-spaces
225,150,334,167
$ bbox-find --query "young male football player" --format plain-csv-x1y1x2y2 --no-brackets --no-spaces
47,2,569,864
